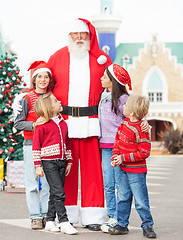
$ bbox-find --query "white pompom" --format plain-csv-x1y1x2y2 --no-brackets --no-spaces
97,55,107,65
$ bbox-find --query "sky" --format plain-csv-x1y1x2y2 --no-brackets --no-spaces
0,0,183,85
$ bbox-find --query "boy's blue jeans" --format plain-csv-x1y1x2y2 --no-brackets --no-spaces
101,148,122,220
23,145,49,220
117,170,154,229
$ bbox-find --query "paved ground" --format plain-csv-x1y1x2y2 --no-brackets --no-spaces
0,155,183,240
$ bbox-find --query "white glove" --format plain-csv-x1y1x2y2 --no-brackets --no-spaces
12,92,27,119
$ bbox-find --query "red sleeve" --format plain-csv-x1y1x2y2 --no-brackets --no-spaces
121,131,151,163
111,127,121,161
65,133,73,164
32,125,43,166
63,121,73,164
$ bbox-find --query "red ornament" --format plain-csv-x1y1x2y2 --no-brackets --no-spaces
0,149,4,154
9,82,13,87
1,124,5,127
9,135,13,139
9,95,13,99
23,83,27,86
7,57,10,60
0,65,3,69
9,147,14,154
7,121,12,124
7,60,10,64
8,100,12,105
18,75,22,79
13,140,17,143
0,110,2,114
6,85,10,89
15,71,19,75
0,60,3,64
8,72,12,77
16,79,21,84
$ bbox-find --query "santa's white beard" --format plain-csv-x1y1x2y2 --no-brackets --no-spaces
68,36,90,59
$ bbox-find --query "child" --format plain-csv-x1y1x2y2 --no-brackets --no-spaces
14,61,53,230
99,64,130,232
109,95,156,239
32,93,78,235
99,64,148,233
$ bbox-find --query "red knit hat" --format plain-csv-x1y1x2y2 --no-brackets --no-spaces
28,61,52,78
108,64,132,90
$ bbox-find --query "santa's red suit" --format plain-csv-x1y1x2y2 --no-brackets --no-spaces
48,18,112,225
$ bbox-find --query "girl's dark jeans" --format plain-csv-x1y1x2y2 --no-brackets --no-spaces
42,159,68,223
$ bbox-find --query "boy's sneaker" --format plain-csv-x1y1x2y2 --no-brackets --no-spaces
143,227,157,238
101,218,118,233
45,221,60,232
59,221,78,235
31,219,43,230
109,224,129,235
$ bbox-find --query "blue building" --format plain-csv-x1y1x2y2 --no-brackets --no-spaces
92,0,121,62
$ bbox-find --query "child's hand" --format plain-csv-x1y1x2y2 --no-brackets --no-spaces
36,166,44,177
113,155,122,165
141,120,149,133
65,164,72,176
36,116,46,124
111,160,117,168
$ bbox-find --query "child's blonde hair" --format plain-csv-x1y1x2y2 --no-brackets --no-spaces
34,92,54,123
126,94,149,120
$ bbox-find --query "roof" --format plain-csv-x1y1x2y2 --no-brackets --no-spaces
165,42,183,64
115,42,183,65
114,43,144,65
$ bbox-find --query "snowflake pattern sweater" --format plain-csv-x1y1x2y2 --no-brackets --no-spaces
32,116,72,166
111,118,151,173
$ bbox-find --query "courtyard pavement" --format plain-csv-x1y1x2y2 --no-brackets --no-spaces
0,155,183,240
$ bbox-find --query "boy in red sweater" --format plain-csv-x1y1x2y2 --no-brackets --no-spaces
109,95,156,238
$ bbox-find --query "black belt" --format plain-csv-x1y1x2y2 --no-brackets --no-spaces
61,105,98,117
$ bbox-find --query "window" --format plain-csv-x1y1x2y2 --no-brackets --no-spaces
148,92,163,103
143,66,168,103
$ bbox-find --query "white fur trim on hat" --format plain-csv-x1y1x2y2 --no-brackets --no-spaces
32,68,52,78
69,19,89,33
108,64,125,86
97,55,107,65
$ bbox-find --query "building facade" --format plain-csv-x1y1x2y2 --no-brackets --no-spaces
115,36,183,140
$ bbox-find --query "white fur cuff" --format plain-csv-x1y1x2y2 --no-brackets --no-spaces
80,207,106,225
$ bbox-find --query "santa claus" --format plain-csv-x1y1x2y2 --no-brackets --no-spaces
47,18,112,230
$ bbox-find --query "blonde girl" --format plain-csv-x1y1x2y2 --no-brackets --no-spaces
32,93,78,235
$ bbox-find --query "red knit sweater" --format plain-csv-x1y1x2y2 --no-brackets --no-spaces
24,89,39,140
32,117,72,166
111,118,151,173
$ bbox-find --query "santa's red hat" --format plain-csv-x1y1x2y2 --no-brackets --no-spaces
70,18,108,65
108,64,132,90
28,61,52,78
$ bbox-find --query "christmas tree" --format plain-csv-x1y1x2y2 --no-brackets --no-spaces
0,53,27,168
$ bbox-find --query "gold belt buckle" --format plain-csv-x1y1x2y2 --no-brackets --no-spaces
72,106,80,117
